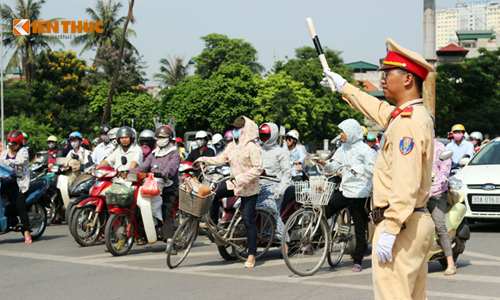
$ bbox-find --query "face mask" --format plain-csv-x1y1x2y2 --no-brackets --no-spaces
196,140,205,148
71,142,80,149
157,138,169,148
102,136,110,143
232,129,242,140
471,140,477,146
453,133,464,141
48,142,56,149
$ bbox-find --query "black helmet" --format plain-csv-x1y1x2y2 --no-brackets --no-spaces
61,139,70,146
99,124,112,135
116,126,135,145
155,125,173,138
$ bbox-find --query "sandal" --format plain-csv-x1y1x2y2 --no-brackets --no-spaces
136,237,147,245
444,265,457,276
352,264,362,272
25,236,32,244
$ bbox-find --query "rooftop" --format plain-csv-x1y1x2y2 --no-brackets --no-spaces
456,30,495,40
346,61,379,71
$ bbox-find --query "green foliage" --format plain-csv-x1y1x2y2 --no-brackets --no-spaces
161,63,261,135
192,33,264,78
271,46,365,139
153,54,193,87
4,116,55,152
88,82,161,131
3,79,28,116
435,48,499,137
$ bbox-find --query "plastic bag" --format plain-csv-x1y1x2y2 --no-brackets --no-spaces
149,195,163,221
141,173,160,196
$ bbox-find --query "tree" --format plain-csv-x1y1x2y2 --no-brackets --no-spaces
271,46,364,140
1,0,63,117
161,63,261,134
192,33,264,78
71,0,137,56
5,116,55,152
152,54,193,87
3,79,28,117
32,49,94,139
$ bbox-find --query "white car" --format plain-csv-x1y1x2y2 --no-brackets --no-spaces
452,138,500,222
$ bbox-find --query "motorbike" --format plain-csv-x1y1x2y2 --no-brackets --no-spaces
104,160,179,256
0,162,50,240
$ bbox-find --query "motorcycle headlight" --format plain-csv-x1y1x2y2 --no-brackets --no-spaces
449,177,462,190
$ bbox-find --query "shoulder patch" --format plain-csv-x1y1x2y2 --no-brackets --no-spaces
399,137,414,155
401,107,413,118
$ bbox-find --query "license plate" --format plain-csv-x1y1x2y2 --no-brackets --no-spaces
471,195,500,204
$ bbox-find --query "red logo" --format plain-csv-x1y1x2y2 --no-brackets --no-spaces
13,19,30,35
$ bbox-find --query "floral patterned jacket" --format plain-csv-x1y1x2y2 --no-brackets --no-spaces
0,147,30,193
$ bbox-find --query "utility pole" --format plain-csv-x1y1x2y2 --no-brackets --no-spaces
423,0,436,119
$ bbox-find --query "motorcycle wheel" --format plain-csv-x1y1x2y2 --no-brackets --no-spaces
68,205,80,238
72,207,102,247
218,245,238,261
105,213,134,256
64,202,74,225
167,216,199,269
328,208,351,268
46,200,58,226
24,203,47,240
232,209,276,262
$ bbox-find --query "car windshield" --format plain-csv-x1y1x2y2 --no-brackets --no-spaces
469,141,500,165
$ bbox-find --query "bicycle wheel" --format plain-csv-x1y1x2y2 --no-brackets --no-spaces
104,213,134,256
281,208,330,276
232,209,276,262
327,208,351,268
166,216,199,269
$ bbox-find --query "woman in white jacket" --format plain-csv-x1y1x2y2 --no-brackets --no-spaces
316,119,375,272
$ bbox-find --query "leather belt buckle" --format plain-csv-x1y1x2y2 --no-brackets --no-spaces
372,206,388,223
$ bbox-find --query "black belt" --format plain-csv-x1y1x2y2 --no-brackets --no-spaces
414,207,428,213
373,206,428,223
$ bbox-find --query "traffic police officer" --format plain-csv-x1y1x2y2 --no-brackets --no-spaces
322,38,435,300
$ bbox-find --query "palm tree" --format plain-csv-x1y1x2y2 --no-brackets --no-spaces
152,55,193,87
1,0,63,118
71,0,136,56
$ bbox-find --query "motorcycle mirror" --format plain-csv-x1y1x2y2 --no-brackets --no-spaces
459,157,470,167
152,164,159,170
439,150,453,161
72,153,79,160
121,156,128,166
88,155,93,165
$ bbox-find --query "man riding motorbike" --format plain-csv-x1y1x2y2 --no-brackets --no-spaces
366,133,378,159
445,124,474,169
131,125,181,253
66,132,90,170
315,119,375,272
47,136,58,168
0,131,32,243
186,131,215,162
97,126,143,171
91,125,115,165
469,131,483,153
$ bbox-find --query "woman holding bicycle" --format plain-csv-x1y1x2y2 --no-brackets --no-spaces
315,119,375,272
194,116,262,268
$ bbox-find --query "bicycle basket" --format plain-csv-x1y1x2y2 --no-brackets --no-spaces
106,183,134,207
179,187,215,217
293,176,336,206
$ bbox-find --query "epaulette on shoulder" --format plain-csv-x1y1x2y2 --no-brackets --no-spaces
400,107,413,118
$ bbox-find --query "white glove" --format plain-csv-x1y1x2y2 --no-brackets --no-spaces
321,70,347,93
376,229,397,263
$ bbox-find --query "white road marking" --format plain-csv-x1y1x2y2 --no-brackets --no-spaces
463,251,500,262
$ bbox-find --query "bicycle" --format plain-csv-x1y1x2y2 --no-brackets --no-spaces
166,163,275,269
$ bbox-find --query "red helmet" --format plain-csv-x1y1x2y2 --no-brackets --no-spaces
7,130,24,145
82,139,89,146
259,124,271,142
176,137,183,143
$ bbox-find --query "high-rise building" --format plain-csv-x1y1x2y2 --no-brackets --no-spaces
437,1,500,49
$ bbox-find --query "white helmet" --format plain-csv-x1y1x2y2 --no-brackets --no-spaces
469,131,483,141
212,133,223,145
195,130,208,140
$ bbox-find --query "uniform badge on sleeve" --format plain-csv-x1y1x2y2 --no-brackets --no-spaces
399,137,414,155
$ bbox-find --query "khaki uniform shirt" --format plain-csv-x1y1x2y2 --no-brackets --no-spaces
341,83,434,234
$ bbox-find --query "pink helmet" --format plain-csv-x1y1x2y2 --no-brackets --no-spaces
224,130,233,141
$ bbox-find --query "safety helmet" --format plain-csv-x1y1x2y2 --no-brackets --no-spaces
99,124,112,135
451,124,465,133
69,131,83,140
155,125,173,138
61,139,70,146
224,130,233,141
116,126,135,144
290,129,300,139
92,138,101,146
285,131,299,141
469,131,483,141
176,137,183,143
212,133,223,145
366,134,376,142
139,129,155,141
81,139,90,150
259,124,272,142
447,133,454,140
7,130,24,145
361,126,368,137
195,130,208,140
47,135,58,143
108,127,119,140
22,132,28,140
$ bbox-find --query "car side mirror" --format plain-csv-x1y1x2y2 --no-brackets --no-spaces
88,155,93,165
459,157,470,167
121,156,128,166
439,150,453,161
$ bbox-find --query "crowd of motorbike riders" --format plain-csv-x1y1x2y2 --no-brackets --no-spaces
1,116,487,273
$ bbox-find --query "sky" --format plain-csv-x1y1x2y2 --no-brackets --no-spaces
3,0,464,85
